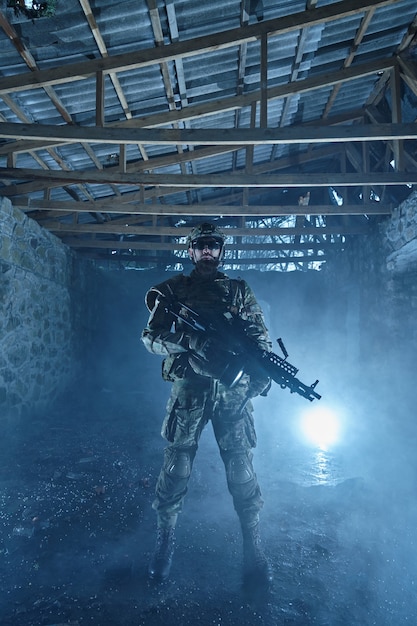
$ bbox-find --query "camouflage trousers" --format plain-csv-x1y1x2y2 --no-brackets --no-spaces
153,376,264,529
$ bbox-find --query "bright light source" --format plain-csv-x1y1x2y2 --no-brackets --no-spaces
299,405,341,450
330,188,344,206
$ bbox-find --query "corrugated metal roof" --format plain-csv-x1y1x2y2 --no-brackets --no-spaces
0,0,416,269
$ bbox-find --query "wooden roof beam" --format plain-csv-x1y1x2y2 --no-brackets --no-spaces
42,223,371,236
1,164,417,189
17,200,392,216
1,119,416,146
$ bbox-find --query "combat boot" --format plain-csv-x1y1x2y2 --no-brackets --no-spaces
148,527,175,581
241,523,273,585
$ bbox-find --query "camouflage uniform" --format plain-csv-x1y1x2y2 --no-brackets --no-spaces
142,268,271,530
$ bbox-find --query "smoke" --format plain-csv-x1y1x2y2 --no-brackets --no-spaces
245,267,417,623
2,265,416,625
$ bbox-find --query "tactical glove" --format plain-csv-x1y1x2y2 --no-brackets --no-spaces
249,376,271,398
248,371,271,398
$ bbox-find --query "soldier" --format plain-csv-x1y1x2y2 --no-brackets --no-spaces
141,222,273,587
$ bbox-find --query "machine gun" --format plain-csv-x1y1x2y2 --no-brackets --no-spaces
163,296,321,402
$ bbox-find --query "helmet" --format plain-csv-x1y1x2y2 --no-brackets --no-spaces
187,222,226,248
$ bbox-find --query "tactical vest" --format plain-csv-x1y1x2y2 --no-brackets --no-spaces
147,271,247,383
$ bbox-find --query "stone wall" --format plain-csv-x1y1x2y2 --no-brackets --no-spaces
0,197,100,420
381,191,417,353
383,190,417,273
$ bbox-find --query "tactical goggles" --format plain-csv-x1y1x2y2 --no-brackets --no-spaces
191,238,222,251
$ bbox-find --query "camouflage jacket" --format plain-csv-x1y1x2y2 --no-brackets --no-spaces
141,269,271,384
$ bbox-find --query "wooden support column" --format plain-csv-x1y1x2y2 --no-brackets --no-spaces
96,70,105,127
6,151,16,168
362,141,370,204
340,148,350,227
243,102,257,206
260,32,268,128
340,148,347,204
119,143,127,173
391,64,404,171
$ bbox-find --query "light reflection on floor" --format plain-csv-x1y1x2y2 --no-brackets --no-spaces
292,446,344,487
265,438,346,488
310,448,337,485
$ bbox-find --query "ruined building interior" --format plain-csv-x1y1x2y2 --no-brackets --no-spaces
1,0,417,624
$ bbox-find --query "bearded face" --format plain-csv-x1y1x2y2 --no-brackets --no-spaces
189,237,223,278
195,256,220,277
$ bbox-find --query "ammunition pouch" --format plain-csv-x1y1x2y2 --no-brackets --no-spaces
162,353,190,382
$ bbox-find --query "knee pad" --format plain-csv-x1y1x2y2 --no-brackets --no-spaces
226,452,254,485
165,449,192,479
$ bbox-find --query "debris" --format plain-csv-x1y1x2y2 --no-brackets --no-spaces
94,485,107,495
12,526,34,538
77,457,96,464
65,472,83,480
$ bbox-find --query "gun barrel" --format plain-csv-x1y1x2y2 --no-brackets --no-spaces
290,377,322,401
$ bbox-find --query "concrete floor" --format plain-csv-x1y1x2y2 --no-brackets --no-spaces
1,374,417,625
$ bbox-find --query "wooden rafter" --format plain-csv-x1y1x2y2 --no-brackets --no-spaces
1,120,416,146
1,166,416,188
0,0,415,268
15,200,392,216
